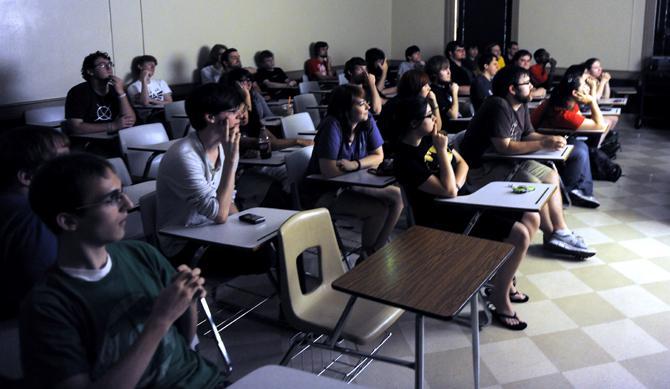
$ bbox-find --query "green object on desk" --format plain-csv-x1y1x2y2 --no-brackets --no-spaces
511,184,535,194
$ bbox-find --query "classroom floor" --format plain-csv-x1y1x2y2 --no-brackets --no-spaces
198,115,670,388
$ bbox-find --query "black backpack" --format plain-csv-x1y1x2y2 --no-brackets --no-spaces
589,147,622,182
599,130,621,159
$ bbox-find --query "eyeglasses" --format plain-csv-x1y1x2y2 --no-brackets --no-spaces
75,189,127,210
516,81,532,87
425,111,435,119
94,61,114,70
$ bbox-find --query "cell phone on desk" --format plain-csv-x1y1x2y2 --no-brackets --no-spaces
239,213,266,224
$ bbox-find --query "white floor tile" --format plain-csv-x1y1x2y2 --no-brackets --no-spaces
619,238,670,258
563,362,646,389
480,338,558,384
526,271,593,299
582,319,667,361
514,300,578,336
629,220,670,237
598,285,670,318
610,259,670,284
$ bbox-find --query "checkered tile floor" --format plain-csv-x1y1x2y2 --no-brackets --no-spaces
200,116,670,388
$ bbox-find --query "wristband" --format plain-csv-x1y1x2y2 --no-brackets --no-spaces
118,93,127,99
355,160,361,171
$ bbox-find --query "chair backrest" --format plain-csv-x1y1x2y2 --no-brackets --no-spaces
24,105,65,126
118,123,169,179
139,191,158,247
338,73,348,86
107,157,133,186
164,100,190,139
292,93,321,127
284,145,314,209
277,208,344,323
280,112,316,140
299,81,321,95
450,129,467,153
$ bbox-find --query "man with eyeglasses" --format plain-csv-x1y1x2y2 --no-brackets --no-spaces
459,66,596,258
20,153,225,388
65,51,136,135
445,41,474,95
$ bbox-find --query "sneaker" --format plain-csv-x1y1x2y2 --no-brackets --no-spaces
543,232,596,258
569,189,600,208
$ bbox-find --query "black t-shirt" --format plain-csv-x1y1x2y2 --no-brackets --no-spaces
430,82,454,119
449,60,473,86
255,67,289,98
470,75,492,112
460,96,534,168
65,82,120,124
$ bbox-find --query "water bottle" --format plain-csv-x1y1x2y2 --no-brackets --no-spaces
258,128,272,159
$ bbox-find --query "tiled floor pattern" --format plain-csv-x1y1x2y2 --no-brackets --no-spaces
199,117,670,388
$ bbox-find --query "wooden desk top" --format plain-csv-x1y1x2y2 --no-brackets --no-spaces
332,226,514,320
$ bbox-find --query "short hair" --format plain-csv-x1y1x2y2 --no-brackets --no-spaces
81,51,111,81
0,126,69,191
185,83,244,131
405,45,421,60
29,153,113,234
478,53,498,72
533,48,548,62
425,55,450,83
221,48,238,64
397,69,430,97
344,57,366,81
314,41,329,51
485,43,501,55
395,96,430,137
365,48,386,79
209,44,228,65
509,41,519,47
491,66,530,97
222,67,253,85
548,64,586,108
254,50,274,67
445,41,464,56
131,55,158,79
136,55,157,66
512,50,532,64
325,85,369,139
465,43,479,51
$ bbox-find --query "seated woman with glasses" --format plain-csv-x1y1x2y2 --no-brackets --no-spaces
393,95,539,331
303,85,403,260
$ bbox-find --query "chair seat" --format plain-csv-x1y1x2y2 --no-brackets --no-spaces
290,285,403,345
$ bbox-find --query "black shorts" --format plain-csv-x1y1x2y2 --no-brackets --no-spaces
418,204,524,242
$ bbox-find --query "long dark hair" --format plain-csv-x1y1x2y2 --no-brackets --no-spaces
548,64,585,109
395,96,430,139
425,55,450,85
324,85,370,141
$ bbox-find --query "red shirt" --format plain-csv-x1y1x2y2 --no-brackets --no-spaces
529,64,548,85
531,100,585,130
306,58,327,79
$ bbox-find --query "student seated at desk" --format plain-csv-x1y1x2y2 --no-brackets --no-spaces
303,85,403,258
529,48,557,90
485,42,506,70
22,153,223,388
200,44,227,84
512,50,547,100
221,68,273,121
0,126,69,320
127,55,173,108
65,51,136,134
157,83,270,274
393,96,538,330
425,55,461,120
344,57,382,114
365,48,396,97
397,45,425,79
459,66,596,257
305,41,337,82
445,41,473,95
254,49,297,100
470,53,499,112
584,57,611,100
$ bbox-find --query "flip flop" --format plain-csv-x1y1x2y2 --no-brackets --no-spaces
491,310,527,331
484,287,530,303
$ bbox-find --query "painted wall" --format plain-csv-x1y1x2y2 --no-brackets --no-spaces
0,0,392,105
391,0,446,60
516,0,646,71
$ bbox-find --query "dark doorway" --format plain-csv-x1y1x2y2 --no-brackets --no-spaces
457,0,514,53
654,0,670,56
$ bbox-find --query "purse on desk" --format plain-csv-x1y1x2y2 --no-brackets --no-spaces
368,158,395,176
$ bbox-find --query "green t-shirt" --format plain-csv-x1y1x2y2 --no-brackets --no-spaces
20,240,222,388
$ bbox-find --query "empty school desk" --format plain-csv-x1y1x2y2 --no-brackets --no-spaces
307,170,396,188
436,181,557,212
127,139,178,180
332,226,514,389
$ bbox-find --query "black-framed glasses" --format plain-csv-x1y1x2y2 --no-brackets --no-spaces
354,99,370,107
94,61,114,70
75,189,127,210
516,81,532,87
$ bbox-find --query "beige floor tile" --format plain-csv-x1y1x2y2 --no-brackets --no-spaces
636,205,670,221
398,317,470,354
633,311,670,349
640,193,670,206
501,373,572,389
553,293,625,327
610,259,670,284
597,223,647,241
620,351,670,389
650,256,670,273
479,321,529,345
517,255,565,275
583,319,667,361
619,238,670,259
572,227,614,245
514,300,578,337
352,354,424,389
526,271,593,299
513,275,547,302
643,280,670,306
571,265,634,290
424,347,499,389
532,329,614,371
557,255,605,270
602,209,649,223
563,362,647,389
572,212,625,227
590,242,640,263
598,284,670,318
629,220,670,237
480,338,558,384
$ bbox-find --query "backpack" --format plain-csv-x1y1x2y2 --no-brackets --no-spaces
589,147,622,182
599,130,621,159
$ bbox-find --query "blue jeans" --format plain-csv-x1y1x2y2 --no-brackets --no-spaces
560,138,593,195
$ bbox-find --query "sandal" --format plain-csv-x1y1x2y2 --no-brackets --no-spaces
484,287,530,303
491,310,527,331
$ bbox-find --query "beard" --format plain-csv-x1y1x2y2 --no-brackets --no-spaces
512,92,532,104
